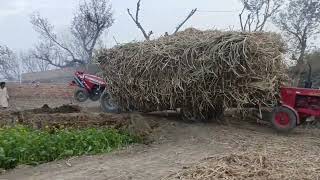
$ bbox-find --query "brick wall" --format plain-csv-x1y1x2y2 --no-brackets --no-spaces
7,83,76,99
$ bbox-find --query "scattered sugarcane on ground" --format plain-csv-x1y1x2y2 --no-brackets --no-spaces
96,28,288,121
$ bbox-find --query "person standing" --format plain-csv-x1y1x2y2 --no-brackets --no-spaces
0,82,9,109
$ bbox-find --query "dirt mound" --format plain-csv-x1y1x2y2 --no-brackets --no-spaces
0,105,159,140
23,104,81,114
127,113,158,138
17,113,127,129
22,113,157,140
0,111,16,126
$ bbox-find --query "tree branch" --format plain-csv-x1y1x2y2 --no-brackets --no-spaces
173,8,197,34
257,0,280,31
240,0,282,32
31,14,84,66
136,0,140,22
32,53,65,68
239,6,246,31
127,0,153,40
113,36,120,45
244,14,251,31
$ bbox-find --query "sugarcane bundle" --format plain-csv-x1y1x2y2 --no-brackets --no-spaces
96,28,287,120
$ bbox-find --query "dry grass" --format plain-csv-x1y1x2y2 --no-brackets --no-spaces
97,28,287,120
163,125,320,180
165,153,272,180
164,152,320,180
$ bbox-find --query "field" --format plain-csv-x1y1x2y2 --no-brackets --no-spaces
0,126,137,170
0,96,320,180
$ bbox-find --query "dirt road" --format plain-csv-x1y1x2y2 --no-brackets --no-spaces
1,98,320,180
1,114,320,180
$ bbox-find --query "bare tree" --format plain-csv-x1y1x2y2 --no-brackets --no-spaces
0,45,20,81
20,51,50,73
30,0,114,68
274,0,320,65
273,0,320,86
239,0,282,32
127,0,153,40
127,0,197,40
30,13,83,68
71,0,114,63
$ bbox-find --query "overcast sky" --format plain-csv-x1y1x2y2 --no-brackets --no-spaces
0,0,255,51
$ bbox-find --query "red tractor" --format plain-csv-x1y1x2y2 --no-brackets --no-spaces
70,71,118,113
271,63,320,132
70,71,106,102
271,87,320,132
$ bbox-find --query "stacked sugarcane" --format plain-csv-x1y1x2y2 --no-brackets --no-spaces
96,28,287,120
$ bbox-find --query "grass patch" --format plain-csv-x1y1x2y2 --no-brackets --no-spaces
0,126,139,169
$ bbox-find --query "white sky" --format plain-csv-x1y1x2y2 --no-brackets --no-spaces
0,0,253,51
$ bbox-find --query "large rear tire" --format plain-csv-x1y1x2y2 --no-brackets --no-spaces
100,91,119,113
74,88,89,102
271,106,297,132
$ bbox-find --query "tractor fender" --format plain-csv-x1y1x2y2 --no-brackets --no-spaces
280,105,300,124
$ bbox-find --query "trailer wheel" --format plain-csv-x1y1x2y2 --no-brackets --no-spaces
100,91,119,113
74,88,89,102
272,106,297,132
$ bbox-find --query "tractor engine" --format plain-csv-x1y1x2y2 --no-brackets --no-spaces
295,95,320,110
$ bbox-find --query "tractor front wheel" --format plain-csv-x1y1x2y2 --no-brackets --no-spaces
271,106,297,132
74,88,89,102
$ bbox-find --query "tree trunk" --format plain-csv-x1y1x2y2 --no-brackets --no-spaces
293,42,307,87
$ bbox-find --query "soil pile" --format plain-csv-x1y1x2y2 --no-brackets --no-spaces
22,104,81,114
0,106,158,140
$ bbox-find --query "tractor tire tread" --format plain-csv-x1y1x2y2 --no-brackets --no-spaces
271,106,297,133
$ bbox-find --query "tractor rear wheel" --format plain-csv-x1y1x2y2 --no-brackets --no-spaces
271,106,297,132
100,90,119,113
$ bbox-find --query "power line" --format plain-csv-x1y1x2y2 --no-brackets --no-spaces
197,9,240,13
